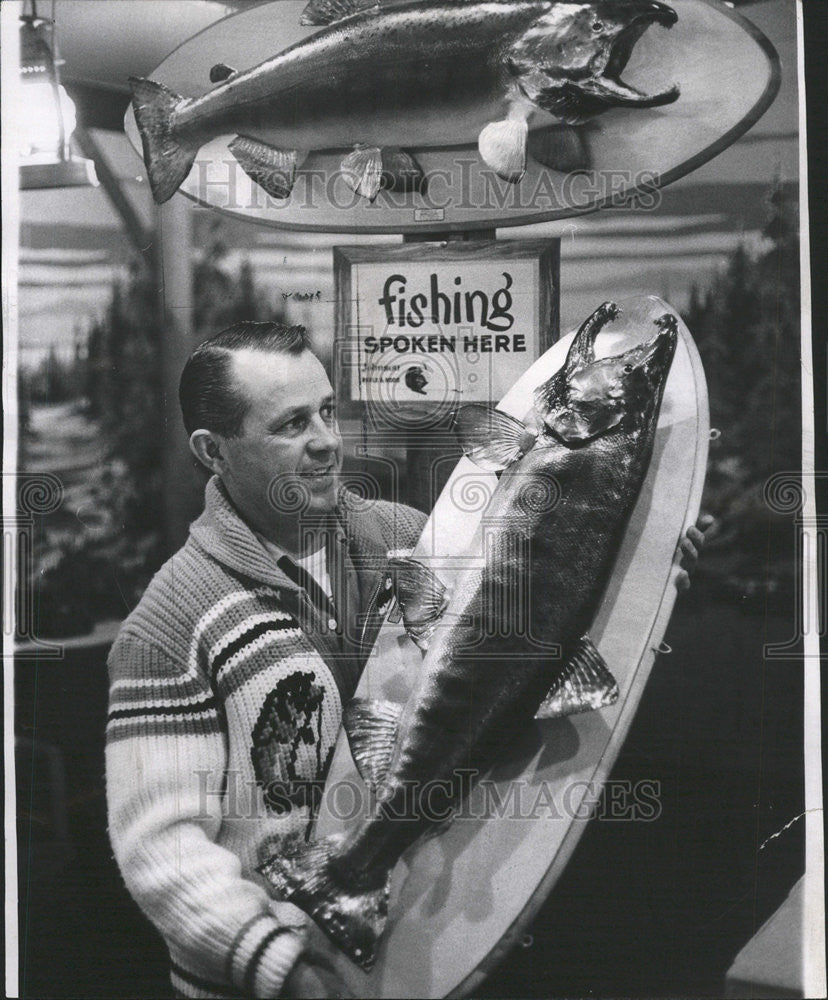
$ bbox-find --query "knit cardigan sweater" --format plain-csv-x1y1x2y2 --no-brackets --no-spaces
106,478,426,999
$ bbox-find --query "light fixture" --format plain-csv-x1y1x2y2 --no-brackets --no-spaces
19,0,98,190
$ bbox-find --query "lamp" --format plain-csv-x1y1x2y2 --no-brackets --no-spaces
19,0,98,190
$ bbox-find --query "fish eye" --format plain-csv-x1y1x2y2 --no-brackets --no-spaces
592,20,604,32
623,364,634,374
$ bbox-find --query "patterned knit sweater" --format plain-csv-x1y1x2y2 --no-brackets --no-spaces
106,478,426,999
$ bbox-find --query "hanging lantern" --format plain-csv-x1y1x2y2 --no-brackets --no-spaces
19,0,98,190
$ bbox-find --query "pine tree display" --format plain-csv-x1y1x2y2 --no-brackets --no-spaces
684,184,800,603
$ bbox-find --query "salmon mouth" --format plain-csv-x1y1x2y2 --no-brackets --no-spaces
597,4,680,108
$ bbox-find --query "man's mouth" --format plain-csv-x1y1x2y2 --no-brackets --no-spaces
300,465,336,480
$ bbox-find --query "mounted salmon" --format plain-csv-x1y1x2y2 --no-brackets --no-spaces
130,0,681,203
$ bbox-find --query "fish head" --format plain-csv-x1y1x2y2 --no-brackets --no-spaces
511,0,679,124
542,310,677,444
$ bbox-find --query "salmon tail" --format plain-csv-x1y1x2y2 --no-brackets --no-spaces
258,834,391,970
129,77,197,204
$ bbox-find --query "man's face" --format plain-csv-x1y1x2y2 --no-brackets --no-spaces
215,349,343,524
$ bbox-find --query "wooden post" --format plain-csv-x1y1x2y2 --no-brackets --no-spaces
157,196,202,553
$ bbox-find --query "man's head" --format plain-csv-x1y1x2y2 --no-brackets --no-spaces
180,322,343,536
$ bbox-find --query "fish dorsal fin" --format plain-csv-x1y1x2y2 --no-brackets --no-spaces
209,63,237,84
300,0,386,25
388,556,449,650
454,403,538,472
535,635,619,719
343,698,403,790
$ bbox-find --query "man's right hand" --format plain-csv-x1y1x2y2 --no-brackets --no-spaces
281,925,352,999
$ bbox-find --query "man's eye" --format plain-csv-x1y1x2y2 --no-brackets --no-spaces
278,415,307,434
321,403,336,422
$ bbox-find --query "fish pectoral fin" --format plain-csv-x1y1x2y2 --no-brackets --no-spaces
229,136,304,199
535,635,619,719
478,118,528,182
388,556,449,650
209,62,237,84
343,698,403,790
341,146,383,202
454,403,538,472
300,0,383,25
528,124,590,174
258,833,389,971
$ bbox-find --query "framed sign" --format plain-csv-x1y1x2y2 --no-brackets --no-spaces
333,240,559,420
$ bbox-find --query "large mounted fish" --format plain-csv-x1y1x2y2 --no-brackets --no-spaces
130,0,681,202
257,296,709,994
123,0,779,231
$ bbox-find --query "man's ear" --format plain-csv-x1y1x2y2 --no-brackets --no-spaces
189,430,224,475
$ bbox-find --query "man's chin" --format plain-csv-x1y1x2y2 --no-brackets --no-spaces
304,475,339,512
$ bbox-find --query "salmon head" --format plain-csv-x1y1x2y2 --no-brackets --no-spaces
510,0,680,124
453,303,676,472
536,304,678,444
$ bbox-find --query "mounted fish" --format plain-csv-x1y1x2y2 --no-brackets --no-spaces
258,301,679,968
129,0,680,204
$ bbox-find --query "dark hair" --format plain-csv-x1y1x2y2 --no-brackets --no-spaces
179,321,309,437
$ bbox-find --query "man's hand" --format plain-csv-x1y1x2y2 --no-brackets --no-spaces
675,514,715,592
281,924,353,999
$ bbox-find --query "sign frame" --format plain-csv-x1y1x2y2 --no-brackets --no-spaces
333,239,560,422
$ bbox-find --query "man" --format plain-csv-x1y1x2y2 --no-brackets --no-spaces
107,320,708,999
106,322,426,998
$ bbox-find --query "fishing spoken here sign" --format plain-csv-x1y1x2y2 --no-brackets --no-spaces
334,241,559,410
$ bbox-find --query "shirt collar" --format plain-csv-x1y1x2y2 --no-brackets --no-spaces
189,476,384,587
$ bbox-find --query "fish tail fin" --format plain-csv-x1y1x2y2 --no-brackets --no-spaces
129,77,198,204
258,834,390,970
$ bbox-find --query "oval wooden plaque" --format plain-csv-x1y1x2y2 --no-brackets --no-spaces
124,0,779,233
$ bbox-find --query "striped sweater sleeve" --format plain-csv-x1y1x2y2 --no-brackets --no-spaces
106,629,307,997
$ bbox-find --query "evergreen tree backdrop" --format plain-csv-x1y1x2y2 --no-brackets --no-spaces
684,184,800,603
24,224,283,637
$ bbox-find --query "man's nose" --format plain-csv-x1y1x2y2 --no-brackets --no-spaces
307,414,340,452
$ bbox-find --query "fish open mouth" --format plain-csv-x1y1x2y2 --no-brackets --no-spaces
595,3,680,108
